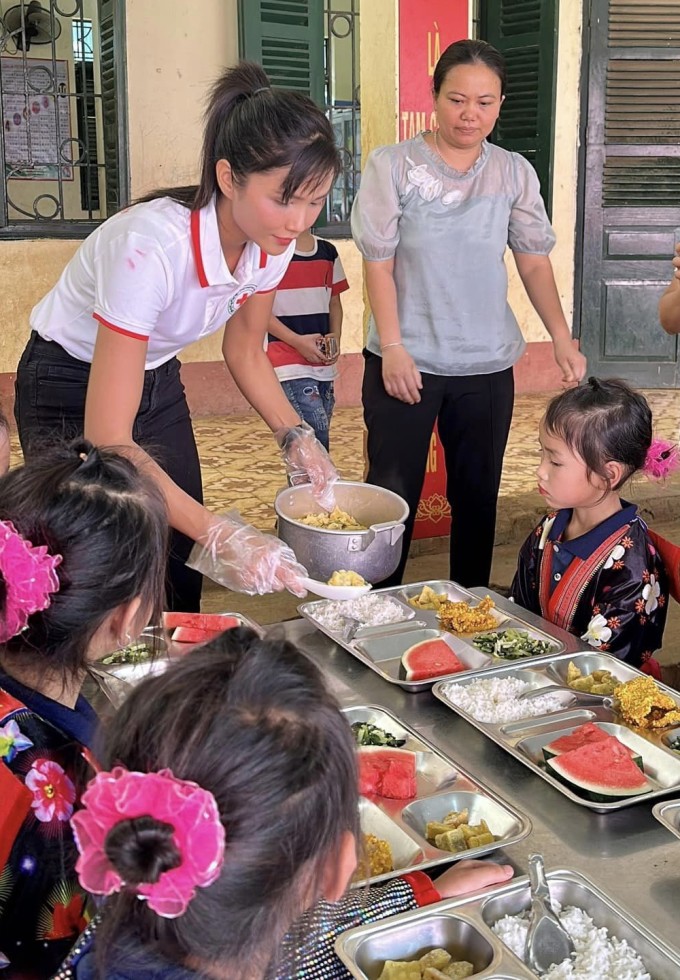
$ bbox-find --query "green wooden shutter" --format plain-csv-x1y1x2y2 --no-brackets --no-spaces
99,0,129,215
480,0,558,217
238,0,324,106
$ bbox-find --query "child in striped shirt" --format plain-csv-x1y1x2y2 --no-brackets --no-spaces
267,229,349,450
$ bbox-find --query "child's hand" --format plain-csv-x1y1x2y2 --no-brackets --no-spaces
434,859,514,898
293,334,328,365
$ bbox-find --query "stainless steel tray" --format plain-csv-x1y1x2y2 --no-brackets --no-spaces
346,705,531,887
433,651,680,812
335,868,680,979
652,798,680,840
299,581,568,693
96,611,263,685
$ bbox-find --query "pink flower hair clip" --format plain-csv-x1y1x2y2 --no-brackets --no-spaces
71,766,226,919
0,520,62,644
643,439,680,482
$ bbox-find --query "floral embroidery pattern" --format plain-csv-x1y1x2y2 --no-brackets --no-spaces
38,884,88,941
0,719,33,763
405,157,463,205
538,516,557,552
581,613,612,648
603,544,626,569
643,574,661,615
25,759,76,823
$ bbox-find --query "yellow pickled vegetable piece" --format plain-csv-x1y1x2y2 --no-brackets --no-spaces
327,569,367,587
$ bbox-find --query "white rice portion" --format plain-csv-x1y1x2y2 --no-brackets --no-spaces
438,676,565,723
308,594,410,632
492,905,651,979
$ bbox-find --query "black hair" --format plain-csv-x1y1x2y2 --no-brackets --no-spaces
139,61,342,210
433,39,507,97
0,439,168,682
94,628,359,978
543,377,653,490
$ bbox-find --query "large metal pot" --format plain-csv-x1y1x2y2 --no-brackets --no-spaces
275,481,409,584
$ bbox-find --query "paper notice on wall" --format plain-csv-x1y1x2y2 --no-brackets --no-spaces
1,57,73,180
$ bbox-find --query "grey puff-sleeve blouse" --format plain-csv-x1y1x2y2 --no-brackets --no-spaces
351,133,556,377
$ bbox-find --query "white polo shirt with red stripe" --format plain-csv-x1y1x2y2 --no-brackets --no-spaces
30,195,294,370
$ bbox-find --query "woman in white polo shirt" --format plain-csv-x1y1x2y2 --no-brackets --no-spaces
14,62,340,611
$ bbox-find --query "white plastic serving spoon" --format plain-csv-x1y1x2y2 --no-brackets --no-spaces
300,577,373,600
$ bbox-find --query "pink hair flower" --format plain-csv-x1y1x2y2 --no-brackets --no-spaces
643,439,680,481
0,520,61,644
72,766,226,919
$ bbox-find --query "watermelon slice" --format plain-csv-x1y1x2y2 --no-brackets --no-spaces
543,723,642,767
546,738,652,802
401,638,465,682
163,613,241,631
358,746,417,799
171,627,223,645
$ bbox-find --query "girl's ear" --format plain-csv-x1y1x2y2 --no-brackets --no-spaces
321,831,357,903
108,596,143,647
605,460,626,489
215,159,234,198
86,597,144,662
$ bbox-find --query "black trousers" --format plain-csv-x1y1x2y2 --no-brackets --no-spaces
362,350,514,589
14,331,204,611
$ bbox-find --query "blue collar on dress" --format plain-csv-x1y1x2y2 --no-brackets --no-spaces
547,500,639,559
0,670,97,748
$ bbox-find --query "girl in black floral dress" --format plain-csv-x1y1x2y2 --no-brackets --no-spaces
511,378,671,670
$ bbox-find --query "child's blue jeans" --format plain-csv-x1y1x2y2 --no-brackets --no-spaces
280,379,335,450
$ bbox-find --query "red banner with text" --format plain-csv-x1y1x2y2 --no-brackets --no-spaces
398,0,468,539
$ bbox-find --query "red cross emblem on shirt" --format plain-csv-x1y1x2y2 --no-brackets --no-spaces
236,293,249,308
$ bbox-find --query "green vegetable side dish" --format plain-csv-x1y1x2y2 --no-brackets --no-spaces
101,642,154,665
351,722,405,747
472,628,554,660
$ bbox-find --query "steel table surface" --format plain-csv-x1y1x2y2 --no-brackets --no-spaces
280,590,680,954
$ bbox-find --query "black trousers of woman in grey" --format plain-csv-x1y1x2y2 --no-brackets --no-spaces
362,349,514,589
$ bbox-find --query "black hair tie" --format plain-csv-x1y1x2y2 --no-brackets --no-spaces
588,376,600,390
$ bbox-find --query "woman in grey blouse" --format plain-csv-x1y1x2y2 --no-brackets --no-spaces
351,39,587,588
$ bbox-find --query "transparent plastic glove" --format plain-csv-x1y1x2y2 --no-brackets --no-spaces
275,421,338,511
187,512,308,597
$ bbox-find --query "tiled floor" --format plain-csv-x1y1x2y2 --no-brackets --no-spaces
193,388,680,531
9,388,680,531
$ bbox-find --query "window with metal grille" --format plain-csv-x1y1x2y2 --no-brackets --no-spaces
0,0,128,239
238,0,360,237
479,0,558,217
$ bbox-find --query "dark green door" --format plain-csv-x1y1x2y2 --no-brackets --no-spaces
579,0,680,386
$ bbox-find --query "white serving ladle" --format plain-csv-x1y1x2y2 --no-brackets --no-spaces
300,576,373,600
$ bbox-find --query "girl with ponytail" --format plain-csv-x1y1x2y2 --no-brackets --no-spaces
0,440,167,977
14,62,342,614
